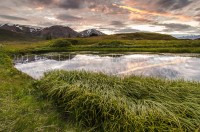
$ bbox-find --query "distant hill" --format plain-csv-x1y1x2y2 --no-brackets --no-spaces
178,35,200,40
0,29,38,41
41,25,78,39
79,29,105,37
93,32,177,40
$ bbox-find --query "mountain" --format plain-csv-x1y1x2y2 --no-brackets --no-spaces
0,24,176,40
178,35,200,40
0,24,79,39
79,29,105,37
41,25,78,39
0,29,39,41
0,24,42,36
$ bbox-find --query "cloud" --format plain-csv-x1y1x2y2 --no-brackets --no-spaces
15,0,55,8
56,14,83,21
158,23,200,33
115,28,140,33
111,21,126,27
124,0,193,12
58,0,85,9
31,0,54,5
196,8,200,11
25,0,118,10
0,6,13,11
156,0,192,10
114,4,192,21
0,15,28,21
0,0,199,35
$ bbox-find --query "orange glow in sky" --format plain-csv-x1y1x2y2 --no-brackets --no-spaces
114,4,192,21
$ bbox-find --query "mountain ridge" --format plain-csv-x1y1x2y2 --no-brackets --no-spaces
0,24,105,38
177,35,200,40
0,23,178,40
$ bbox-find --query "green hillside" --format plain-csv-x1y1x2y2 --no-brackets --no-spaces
93,32,177,40
0,29,40,41
0,29,176,42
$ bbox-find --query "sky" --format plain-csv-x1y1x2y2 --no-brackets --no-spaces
0,0,200,35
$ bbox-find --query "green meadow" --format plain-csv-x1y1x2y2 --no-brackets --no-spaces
0,34,200,131
2,38,200,54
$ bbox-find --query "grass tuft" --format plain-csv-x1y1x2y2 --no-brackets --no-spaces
37,70,200,131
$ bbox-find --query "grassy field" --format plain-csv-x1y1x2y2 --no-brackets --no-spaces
0,52,88,131
37,70,200,131
0,35,200,131
2,38,200,54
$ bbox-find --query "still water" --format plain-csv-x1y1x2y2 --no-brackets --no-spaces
14,53,200,81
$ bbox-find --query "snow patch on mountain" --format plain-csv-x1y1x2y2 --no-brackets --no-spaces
16,25,23,30
79,29,105,37
0,24,43,35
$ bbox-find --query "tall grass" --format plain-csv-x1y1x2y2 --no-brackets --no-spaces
0,53,84,131
37,70,200,131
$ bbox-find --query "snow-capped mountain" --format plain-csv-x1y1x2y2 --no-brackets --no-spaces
0,23,106,38
79,29,105,37
178,35,200,40
0,24,78,38
0,24,42,36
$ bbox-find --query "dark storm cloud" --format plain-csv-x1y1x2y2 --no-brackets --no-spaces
0,15,28,21
57,14,83,21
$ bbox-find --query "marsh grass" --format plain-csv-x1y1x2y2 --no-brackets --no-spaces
37,70,200,131
0,53,85,131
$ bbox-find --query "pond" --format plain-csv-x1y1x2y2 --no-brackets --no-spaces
14,53,200,81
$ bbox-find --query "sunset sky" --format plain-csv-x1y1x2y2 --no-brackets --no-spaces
0,0,200,35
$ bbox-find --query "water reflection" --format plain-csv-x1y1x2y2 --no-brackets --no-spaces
13,54,76,63
14,53,200,81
